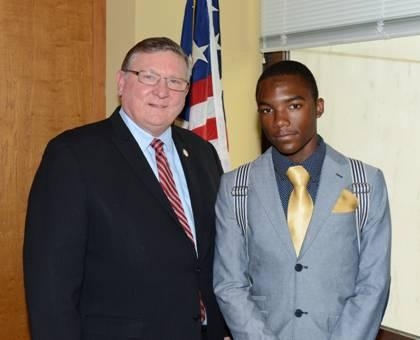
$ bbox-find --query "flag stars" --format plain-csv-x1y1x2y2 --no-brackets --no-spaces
192,40,208,66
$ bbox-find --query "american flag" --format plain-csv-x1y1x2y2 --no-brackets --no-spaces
180,0,230,171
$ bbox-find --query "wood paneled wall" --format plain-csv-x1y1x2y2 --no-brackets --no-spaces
0,1,105,338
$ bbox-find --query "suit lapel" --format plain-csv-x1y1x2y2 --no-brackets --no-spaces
251,149,297,259
299,146,350,257
109,110,179,222
172,129,210,258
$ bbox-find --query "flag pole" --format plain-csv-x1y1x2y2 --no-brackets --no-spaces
192,0,197,37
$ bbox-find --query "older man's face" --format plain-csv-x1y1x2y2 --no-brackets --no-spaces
117,51,189,137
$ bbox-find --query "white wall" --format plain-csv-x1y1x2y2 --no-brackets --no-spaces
292,36,420,336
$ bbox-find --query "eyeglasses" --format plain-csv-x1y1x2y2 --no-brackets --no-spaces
123,69,189,92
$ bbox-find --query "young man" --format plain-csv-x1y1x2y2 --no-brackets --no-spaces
213,60,391,340
24,37,229,340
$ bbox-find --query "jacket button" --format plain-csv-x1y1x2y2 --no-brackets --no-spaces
295,309,303,317
195,266,201,273
192,314,201,322
295,263,303,272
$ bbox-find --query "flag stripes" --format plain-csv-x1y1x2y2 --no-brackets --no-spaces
180,0,230,170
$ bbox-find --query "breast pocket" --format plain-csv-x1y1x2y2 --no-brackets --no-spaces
328,211,358,240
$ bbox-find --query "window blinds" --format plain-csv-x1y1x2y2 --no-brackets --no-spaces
260,0,420,52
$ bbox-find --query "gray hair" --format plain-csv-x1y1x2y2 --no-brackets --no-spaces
121,37,192,79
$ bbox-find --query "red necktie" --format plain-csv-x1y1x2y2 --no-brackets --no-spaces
150,138,206,321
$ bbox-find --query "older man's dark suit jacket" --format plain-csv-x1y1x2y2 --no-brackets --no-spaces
23,107,226,340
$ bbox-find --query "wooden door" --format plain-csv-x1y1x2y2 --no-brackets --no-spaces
0,1,105,338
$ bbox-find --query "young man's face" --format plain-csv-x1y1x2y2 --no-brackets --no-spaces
257,74,324,163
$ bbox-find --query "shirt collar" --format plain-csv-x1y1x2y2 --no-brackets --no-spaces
119,108,173,152
272,135,326,182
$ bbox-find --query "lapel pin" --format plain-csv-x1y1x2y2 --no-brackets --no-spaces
183,149,189,157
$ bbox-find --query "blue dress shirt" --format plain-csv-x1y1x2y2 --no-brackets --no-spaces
272,136,326,215
119,109,198,248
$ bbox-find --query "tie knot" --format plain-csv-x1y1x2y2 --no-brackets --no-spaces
151,138,164,153
286,165,310,187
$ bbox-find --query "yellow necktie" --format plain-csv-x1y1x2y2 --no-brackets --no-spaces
286,165,313,256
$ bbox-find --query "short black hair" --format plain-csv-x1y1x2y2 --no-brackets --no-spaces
256,60,319,101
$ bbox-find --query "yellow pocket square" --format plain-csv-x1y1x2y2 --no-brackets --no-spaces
332,189,358,213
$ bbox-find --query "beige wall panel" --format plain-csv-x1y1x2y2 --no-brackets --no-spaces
106,0,262,168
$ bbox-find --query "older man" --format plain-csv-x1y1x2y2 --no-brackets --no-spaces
24,37,228,340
